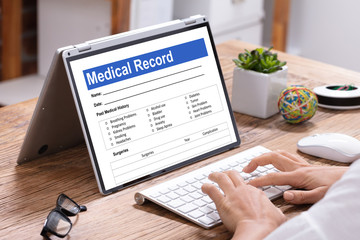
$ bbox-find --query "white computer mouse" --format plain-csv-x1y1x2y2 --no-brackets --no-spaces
297,133,360,163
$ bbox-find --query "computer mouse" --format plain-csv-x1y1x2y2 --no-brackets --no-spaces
297,133,360,163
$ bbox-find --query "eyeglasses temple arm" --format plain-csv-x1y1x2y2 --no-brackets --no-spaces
40,229,51,240
80,205,87,212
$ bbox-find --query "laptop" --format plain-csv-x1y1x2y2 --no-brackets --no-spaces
17,15,240,195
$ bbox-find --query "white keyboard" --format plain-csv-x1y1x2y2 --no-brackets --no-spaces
134,146,291,229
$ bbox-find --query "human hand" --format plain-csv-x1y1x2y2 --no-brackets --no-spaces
243,150,348,204
202,170,286,240
243,150,311,173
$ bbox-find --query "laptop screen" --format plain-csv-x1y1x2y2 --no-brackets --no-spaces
65,22,240,194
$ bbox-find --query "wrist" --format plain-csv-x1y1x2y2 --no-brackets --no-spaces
231,220,281,240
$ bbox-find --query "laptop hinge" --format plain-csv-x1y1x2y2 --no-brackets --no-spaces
75,43,91,52
183,18,197,25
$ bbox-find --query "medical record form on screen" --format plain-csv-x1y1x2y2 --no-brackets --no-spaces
66,24,239,193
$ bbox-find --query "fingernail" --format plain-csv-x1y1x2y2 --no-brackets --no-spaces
284,191,294,201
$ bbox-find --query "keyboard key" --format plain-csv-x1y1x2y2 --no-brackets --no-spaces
199,206,213,214
267,169,279,174
168,199,185,208
200,178,212,184
207,211,220,221
202,196,213,204
264,187,282,198
240,172,251,179
228,161,238,167
175,189,188,196
181,195,194,203
166,192,180,200
193,199,207,207
198,216,215,225
254,169,261,174
233,166,243,172
275,185,292,191
239,162,248,168
186,178,197,184
264,164,274,170
256,166,268,173
184,185,197,193
198,191,206,196
244,157,252,161
195,175,206,180
157,195,171,203
189,192,203,199
177,182,188,187
247,176,256,182
208,202,216,211
211,167,222,173
220,165,230,171
188,209,204,219
150,192,161,198
191,182,203,189
261,185,271,190
202,170,212,176
168,185,179,191
178,203,198,213
159,188,170,194
236,158,247,164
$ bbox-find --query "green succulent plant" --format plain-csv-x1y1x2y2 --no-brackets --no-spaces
233,47,286,74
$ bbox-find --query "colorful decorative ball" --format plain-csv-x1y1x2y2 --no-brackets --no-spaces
278,85,318,124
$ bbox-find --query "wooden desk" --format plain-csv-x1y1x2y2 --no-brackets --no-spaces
1,40,360,239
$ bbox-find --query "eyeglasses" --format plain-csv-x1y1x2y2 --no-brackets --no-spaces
40,193,87,240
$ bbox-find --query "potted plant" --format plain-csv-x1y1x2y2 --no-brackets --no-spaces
231,47,287,118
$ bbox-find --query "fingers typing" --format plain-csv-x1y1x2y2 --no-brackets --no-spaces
248,171,296,187
207,172,235,193
224,170,245,187
201,183,224,204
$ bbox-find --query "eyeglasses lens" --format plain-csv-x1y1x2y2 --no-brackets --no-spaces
47,211,71,236
58,194,80,215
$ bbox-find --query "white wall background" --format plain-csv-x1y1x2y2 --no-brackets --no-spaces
38,0,265,77
130,0,173,29
38,0,174,77
286,0,360,72
37,0,360,79
173,0,264,45
38,0,111,76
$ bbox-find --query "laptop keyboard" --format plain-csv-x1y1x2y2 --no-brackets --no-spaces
134,146,291,229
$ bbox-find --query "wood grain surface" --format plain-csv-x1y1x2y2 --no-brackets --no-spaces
1,40,360,239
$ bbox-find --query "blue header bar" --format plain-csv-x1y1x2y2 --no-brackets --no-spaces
83,38,208,90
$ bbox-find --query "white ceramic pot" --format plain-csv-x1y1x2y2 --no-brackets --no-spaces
231,66,288,119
